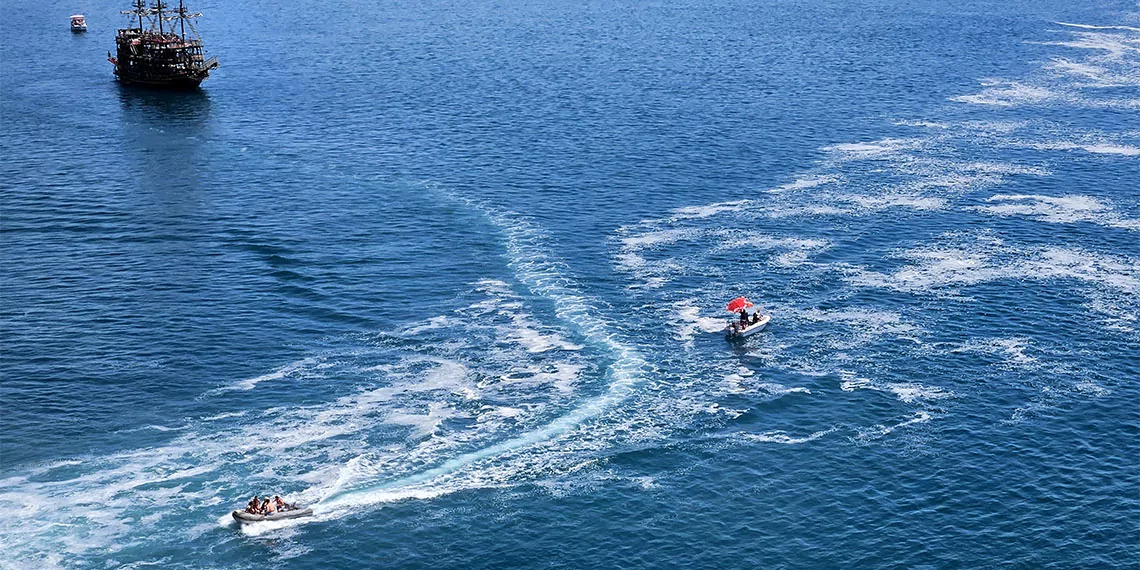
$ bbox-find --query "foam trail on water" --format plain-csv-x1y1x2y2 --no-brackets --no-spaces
1054,22,1140,32
319,199,650,511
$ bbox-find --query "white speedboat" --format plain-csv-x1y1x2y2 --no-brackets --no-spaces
724,296,770,340
70,14,87,33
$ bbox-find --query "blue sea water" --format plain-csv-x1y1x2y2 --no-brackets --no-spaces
2,0,1139,567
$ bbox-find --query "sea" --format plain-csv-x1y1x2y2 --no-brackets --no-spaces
1,0,1138,568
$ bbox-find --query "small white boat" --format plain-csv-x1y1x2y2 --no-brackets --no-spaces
724,296,770,340
70,14,87,33
232,508,313,524
726,313,770,339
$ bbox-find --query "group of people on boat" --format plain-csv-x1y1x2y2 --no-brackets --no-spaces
244,495,297,516
727,308,763,335
738,308,762,327
725,296,768,337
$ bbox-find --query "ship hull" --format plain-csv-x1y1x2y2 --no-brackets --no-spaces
114,69,207,90
111,27,218,91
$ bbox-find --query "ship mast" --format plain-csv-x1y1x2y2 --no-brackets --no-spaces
154,1,166,34
165,2,204,42
121,0,147,31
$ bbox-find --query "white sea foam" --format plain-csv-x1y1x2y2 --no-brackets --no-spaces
670,199,750,220
620,229,696,250
1084,290,1139,333
951,80,1059,107
845,231,1140,296
200,411,247,422
857,411,933,440
742,428,834,445
841,193,949,212
983,24,1140,108
494,362,583,394
1081,143,1140,155
803,307,914,329
714,232,832,264
448,279,585,353
213,356,325,393
613,251,646,270
611,226,689,288
770,174,842,193
760,203,851,218
952,337,1039,368
1045,58,1140,87
1034,31,1140,60
385,402,465,437
893,119,950,129
754,382,812,397
613,252,684,289
788,307,925,351
402,315,450,335
840,374,952,404
1073,380,1111,397
671,299,728,344
716,233,831,253
501,312,583,353
1021,139,1140,156
823,138,922,159
972,194,1140,230
1054,22,1140,32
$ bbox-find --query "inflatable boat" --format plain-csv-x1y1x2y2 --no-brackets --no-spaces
232,508,313,524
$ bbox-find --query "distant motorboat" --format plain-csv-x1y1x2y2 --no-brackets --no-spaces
70,14,87,33
724,296,770,340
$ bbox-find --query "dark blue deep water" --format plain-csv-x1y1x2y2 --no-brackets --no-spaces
2,0,1139,568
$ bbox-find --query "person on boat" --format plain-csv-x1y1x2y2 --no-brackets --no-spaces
739,309,750,327
751,310,761,325
264,498,278,515
273,496,288,512
245,496,260,514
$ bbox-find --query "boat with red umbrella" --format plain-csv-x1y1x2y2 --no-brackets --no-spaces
725,296,770,339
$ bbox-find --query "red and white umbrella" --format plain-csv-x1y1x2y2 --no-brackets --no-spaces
726,297,753,313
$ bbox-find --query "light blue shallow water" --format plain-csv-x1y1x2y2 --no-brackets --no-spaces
2,0,1138,568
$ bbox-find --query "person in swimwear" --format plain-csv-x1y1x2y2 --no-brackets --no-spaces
245,496,260,514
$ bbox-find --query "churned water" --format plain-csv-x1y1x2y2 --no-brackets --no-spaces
2,0,1138,568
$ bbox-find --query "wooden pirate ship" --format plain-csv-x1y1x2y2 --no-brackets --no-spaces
108,1,219,89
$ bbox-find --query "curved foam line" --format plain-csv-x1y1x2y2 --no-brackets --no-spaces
1054,22,1140,32
319,202,649,509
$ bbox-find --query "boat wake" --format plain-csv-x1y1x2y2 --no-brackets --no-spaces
0,202,658,566
313,202,653,517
